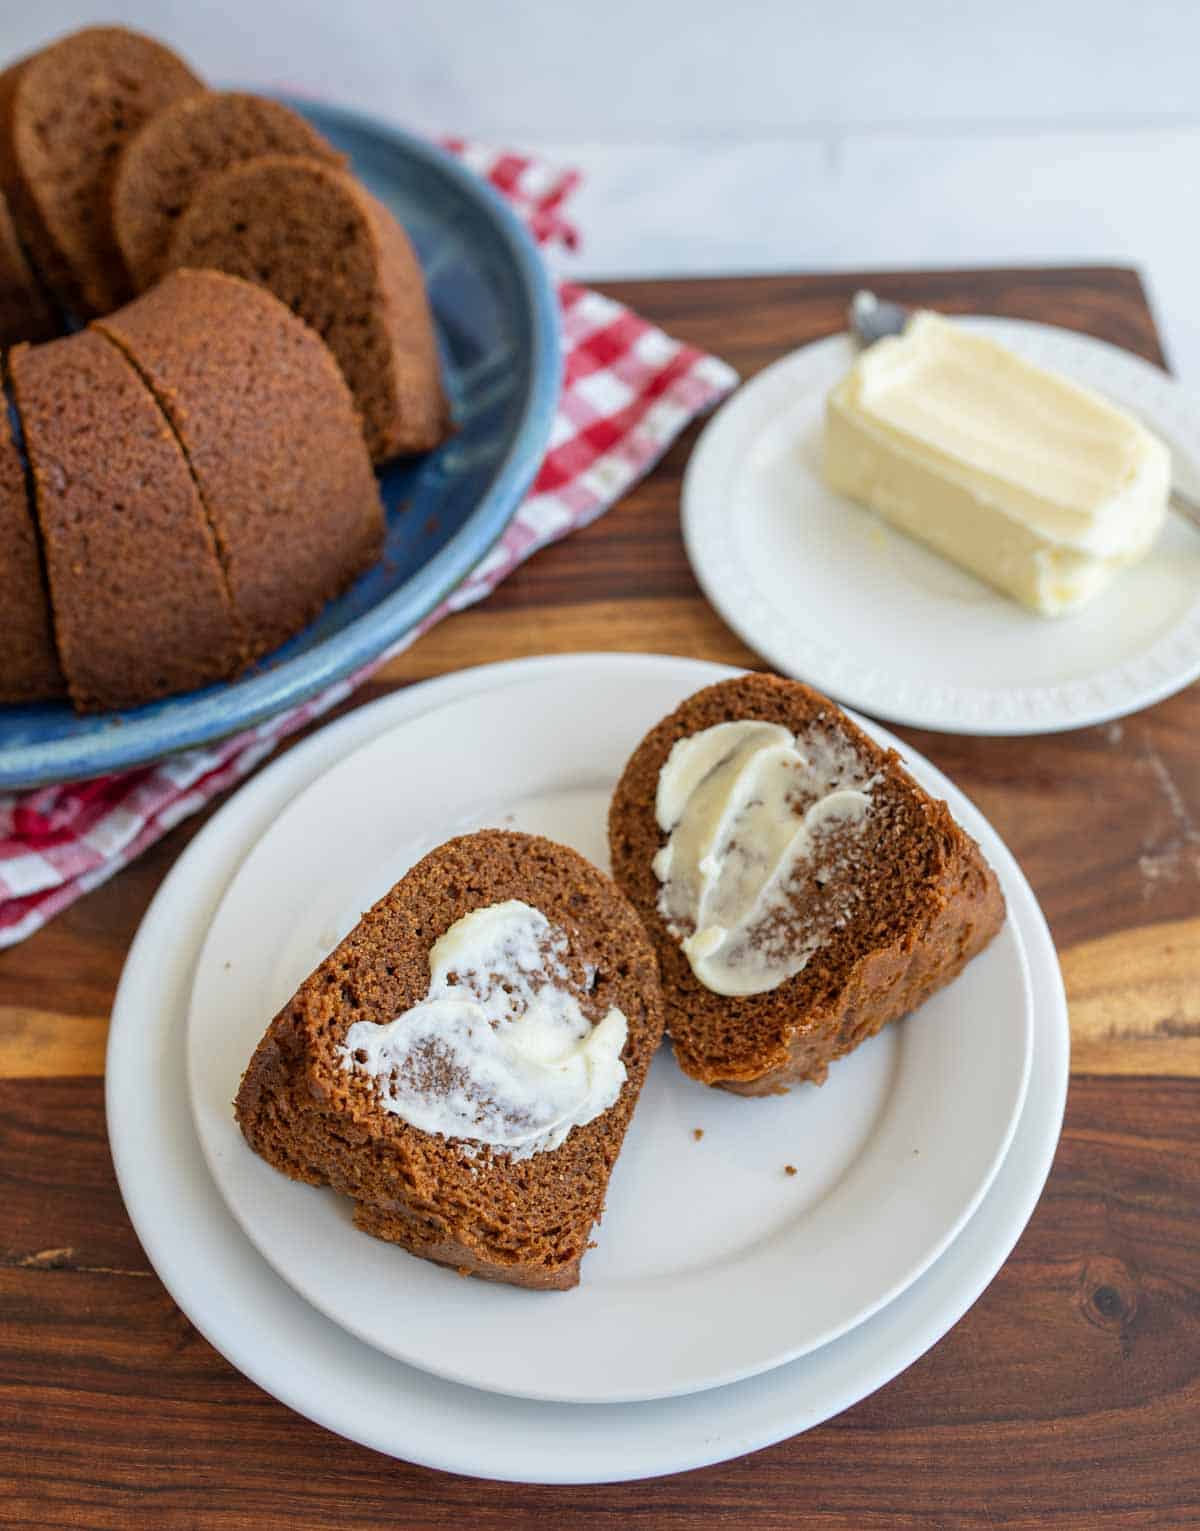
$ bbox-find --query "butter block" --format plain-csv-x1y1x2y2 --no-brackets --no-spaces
823,311,1171,615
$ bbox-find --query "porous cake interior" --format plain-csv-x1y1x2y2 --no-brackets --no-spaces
113,92,343,291
165,155,423,461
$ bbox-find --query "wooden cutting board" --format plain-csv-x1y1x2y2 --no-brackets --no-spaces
1,265,1197,1529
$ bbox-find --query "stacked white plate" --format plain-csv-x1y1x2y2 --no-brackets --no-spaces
107,653,1069,1483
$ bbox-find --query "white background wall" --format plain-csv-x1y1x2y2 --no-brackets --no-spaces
3,0,1198,376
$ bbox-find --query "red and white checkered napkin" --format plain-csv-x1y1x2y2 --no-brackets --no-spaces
0,145,738,947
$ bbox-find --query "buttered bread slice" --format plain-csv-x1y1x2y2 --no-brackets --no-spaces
609,674,1005,1095
236,830,664,1290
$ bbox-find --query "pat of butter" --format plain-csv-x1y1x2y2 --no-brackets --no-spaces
339,901,627,1160
823,311,1171,616
653,721,874,997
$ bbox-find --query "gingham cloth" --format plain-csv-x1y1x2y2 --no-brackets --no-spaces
0,144,738,947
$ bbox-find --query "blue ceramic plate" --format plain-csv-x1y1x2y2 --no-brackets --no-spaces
0,100,561,790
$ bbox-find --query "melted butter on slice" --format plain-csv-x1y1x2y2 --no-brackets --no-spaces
655,722,873,996
339,900,627,1159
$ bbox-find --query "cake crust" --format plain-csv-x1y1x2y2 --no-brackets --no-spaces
0,187,58,346
8,329,242,712
95,268,385,660
235,830,665,1290
0,397,62,702
608,674,1006,1094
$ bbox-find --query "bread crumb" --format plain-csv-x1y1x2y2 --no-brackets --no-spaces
587,1240,598,1250
692,1128,704,1141
784,1164,797,1177
456,1266,471,1278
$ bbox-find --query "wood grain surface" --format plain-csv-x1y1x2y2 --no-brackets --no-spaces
2,265,1198,1528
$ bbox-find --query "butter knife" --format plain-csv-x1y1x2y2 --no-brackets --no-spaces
847,290,1200,533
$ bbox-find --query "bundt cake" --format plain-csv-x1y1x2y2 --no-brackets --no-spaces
163,154,451,461
0,25,450,716
0,397,62,702
235,831,666,1289
8,329,242,712
95,269,385,660
0,26,203,316
112,91,345,293
0,189,57,347
608,674,1005,1095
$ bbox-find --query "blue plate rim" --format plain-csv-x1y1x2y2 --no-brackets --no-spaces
0,104,562,791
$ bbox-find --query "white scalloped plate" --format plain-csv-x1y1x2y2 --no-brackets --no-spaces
683,319,1200,734
185,657,1031,1405
107,655,1069,1483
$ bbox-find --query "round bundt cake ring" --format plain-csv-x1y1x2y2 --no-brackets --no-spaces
0,25,450,714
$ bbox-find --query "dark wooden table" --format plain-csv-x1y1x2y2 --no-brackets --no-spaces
3,267,1198,1530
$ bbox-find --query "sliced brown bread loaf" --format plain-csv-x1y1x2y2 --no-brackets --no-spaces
0,27,203,316
8,329,242,712
95,269,385,660
0,188,58,346
235,830,665,1290
0,396,62,702
608,674,1005,1095
112,92,344,292
163,154,450,462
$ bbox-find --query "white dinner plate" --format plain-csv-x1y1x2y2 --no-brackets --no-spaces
186,659,1031,1405
683,319,1200,734
108,654,1069,1482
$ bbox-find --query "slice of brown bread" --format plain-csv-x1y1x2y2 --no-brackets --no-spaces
0,395,63,702
8,329,242,712
94,269,385,660
163,154,450,462
235,830,665,1290
608,674,1005,1095
0,188,58,346
0,27,203,316
111,91,344,293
